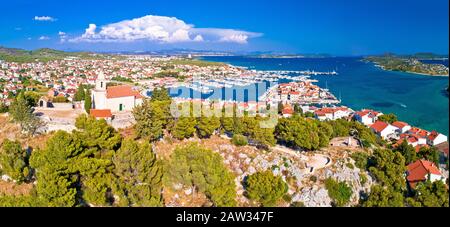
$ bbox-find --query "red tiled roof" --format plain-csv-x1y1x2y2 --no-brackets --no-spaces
356,109,379,118
282,105,294,115
370,121,389,133
427,131,439,141
407,160,441,188
107,85,143,99
392,121,409,129
90,109,112,118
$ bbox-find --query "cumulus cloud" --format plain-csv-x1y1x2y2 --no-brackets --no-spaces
39,36,50,40
34,16,57,22
69,15,262,44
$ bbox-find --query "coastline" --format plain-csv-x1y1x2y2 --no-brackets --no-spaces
374,64,449,77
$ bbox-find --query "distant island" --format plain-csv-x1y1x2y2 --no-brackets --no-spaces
0,46,121,63
249,53,333,59
364,53,449,76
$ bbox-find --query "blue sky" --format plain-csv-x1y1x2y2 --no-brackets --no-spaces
1,0,448,55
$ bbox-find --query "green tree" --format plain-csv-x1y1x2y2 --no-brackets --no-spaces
0,102,8,113
151,87,171,102
197,116,221,138
0,194,46,207
75,115,122,157
393,140,417,164
406,181,449,207
9,92,44,136
324,178,353,207
0,140,30,183
275,115,323,150
363,185,405,207
30,116,123,207
24,91,41,107
318,122,334,148
417,146,440,166
84,89,92,113
165,143,237,207
133,97,173,141
34,166,78,207
351,152,369,170
74,84,86,102
29,131,82,207
232,134,248,146
113,139,163,207
277,102,284,114
242,116,276,147
245,171,288,207
368,149,407,192
378,113,398,124
293,104,303,115
172,117,197,140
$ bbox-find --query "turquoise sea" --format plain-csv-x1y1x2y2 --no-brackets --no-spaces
169,56,449,136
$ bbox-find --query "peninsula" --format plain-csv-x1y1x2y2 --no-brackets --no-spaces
365,54,449,76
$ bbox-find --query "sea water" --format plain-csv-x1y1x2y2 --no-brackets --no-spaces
169,56,448,135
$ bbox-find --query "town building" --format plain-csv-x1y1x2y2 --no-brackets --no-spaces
427,131,448,146
90,109,113,123
314,106,353,121
406,160,445,189
354,109,383,126
91,72,143,113
392,121,411,134
370,121,398,140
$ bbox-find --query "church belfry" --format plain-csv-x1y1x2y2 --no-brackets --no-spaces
96,71,106,91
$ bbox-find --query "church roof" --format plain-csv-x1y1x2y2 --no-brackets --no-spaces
106,85,143,99
90,109,112,118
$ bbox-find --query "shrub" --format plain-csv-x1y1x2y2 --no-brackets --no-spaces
351,152,369,170
290,201,305,207
245,171,288,207
360,173,368,186
325,178,353,207
232,134,248,146
346,163,355,169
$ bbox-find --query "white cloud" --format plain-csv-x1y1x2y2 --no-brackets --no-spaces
34,16,57,22
193,35,204,42
39,36,50,40
58,31,68,42
70,15,262,44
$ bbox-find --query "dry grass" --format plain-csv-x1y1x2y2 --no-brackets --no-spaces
0,115,53,150
163,187,211,207
0,181,33,196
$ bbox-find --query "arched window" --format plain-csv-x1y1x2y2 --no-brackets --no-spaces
101,82,103,88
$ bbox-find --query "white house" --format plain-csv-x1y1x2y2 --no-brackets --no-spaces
427,131,448,146
354,109,383,126
392,121,412,134
370,121,398,140
91,72,143,113
314,107,353,121
407,160,445,189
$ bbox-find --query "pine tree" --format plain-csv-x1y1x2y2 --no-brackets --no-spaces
172,117,197,140
113,139,163,207
74,84,86,101
245,171,288,207
165,143,237,207
0,140,30,183
84,89,92,113
197,116,221,138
